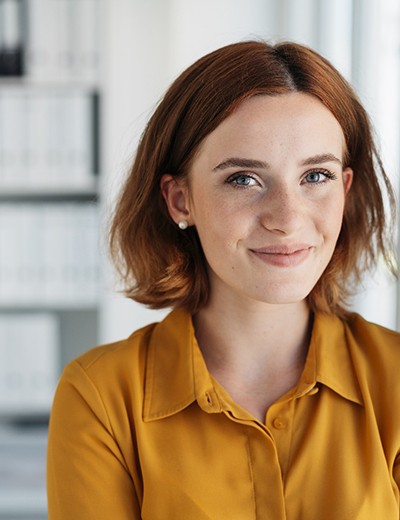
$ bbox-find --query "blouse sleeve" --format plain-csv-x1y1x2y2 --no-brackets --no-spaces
47,361,141,519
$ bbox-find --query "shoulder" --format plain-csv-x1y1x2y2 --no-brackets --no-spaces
344,313,400,356
343,313,400,392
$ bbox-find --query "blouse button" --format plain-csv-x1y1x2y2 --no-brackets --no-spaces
272,417,287,430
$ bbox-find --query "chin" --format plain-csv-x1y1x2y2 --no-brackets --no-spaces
253,285,315,306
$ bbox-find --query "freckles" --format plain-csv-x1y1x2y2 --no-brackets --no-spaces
318,200,344,223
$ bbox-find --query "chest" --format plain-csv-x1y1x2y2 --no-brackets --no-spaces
136,386,398,520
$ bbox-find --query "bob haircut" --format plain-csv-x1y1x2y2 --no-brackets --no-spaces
110,40,396,316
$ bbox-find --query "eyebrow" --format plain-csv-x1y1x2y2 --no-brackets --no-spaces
213,158,268,171
213,153,342,171
300,153,343,167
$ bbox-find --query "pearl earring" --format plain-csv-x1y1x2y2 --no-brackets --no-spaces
178,219,188,230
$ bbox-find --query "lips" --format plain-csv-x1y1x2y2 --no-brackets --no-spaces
250,244,313,267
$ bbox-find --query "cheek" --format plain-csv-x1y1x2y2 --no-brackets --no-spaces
190,191,247,236
192,204,251,262
318,197,345,241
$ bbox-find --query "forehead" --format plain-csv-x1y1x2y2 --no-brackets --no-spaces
193,92,346,165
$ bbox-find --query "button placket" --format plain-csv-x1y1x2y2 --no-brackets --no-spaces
266,400,294,475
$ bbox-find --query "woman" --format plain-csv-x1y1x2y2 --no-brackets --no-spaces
47,41,400,519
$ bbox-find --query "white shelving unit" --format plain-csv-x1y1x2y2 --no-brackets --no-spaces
0,1,102,518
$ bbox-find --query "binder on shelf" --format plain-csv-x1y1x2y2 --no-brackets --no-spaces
0,204,19,302
0,92,27,185
55,0,74,78
25,0,52,80
20,205,43,301
42,203,66,303
47,94,65,183
26,92,49,185
71,0,99,81
65,202,100,303
25,0,99,82
0,0,24,76
71,91,93,182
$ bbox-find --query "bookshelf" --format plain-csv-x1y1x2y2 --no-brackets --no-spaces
0,0,101,518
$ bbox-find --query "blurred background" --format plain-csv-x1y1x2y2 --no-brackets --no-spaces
0,0,399,518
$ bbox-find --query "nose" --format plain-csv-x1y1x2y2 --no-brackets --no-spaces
259,184,305,235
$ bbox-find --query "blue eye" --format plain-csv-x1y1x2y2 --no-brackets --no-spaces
227,174,258,187
306,172,323,183
304,170,337,184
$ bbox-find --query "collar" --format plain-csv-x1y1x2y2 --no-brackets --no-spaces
143,309,363,422
143,308,221,421
298,312,363,406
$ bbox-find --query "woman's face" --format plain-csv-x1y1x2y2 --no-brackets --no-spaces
167,92,353,307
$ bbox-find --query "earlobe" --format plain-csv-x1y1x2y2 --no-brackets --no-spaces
160,174,191,226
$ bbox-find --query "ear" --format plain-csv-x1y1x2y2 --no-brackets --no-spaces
160,174,191,226
343,167,353,196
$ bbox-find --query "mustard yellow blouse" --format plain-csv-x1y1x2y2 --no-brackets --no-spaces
47,309,400,519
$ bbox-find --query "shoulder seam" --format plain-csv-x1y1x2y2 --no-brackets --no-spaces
71,359,116,436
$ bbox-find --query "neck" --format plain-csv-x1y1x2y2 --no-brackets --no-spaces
194,292,311,366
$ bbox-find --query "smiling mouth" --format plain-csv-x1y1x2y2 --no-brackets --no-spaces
250,245,313,267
